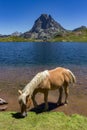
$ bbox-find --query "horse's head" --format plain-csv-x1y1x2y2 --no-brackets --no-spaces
18,90,32,117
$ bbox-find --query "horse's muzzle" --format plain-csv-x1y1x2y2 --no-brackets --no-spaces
21,112,27,118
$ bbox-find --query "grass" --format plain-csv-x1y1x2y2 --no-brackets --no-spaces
0,111,87,130
52,30,87,42
0,36,43,42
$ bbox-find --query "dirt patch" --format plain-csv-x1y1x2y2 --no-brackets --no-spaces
0,66,87,116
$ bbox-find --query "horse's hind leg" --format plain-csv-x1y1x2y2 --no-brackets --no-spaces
64,84,69,105
57,87,63,106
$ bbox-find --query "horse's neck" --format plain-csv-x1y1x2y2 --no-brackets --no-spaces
22,70,49,96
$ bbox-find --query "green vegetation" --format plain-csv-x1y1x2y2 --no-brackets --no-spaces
0,112,87,130
0,36,43,42
0,28,87,42
52,29,87,42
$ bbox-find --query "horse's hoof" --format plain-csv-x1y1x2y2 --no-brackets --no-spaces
64,103,68,107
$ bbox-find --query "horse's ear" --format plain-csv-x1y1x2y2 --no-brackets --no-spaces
18,90,22,95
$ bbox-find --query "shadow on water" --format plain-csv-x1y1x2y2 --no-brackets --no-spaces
11,102,64,119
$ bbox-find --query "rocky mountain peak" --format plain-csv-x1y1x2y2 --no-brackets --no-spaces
30,14,65,32
22,14,67,40
39,14,51,20
33,14,56,30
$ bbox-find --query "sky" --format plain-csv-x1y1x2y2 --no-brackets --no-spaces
0,0,87,35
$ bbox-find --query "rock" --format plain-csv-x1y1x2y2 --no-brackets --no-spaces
0,106,7,111
0,98,8,105
22,14,67,40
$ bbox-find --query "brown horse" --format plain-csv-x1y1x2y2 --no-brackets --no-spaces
18,67,76,117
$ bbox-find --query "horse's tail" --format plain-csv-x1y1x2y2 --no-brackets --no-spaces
63,69,76,86
67,69,76,84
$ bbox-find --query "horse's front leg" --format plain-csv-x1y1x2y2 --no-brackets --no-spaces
32,92,38,108
44,90,48,111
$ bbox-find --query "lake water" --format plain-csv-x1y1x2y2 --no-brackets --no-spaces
0,42,87,67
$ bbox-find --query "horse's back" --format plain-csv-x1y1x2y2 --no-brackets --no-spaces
48,67,75,88
48,67,65,87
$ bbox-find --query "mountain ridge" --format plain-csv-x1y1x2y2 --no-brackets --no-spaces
0,14,87,42
22,14,67,40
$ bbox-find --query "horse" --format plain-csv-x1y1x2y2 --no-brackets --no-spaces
18,67,76,117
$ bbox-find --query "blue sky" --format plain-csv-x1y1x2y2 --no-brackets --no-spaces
0,0,87,34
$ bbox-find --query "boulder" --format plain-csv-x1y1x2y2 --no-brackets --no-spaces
0,106,7,111
0,98,8,105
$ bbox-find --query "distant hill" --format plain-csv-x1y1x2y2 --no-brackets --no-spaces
22,14,67,40
52,26,87,42
11,31,22,36
73,26,87,32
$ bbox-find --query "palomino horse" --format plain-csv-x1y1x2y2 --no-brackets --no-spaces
18,67,76,117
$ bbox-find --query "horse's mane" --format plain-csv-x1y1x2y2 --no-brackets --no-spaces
22,70,49,96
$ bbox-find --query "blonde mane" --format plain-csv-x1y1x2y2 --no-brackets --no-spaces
22,70,49,96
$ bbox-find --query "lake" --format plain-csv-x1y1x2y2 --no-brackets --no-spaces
0,42,87,67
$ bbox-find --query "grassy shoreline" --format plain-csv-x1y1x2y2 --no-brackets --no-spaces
0,111,87,130
0,31,87,43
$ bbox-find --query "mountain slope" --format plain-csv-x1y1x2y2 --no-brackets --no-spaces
52,26,87,42
22,14,66,40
